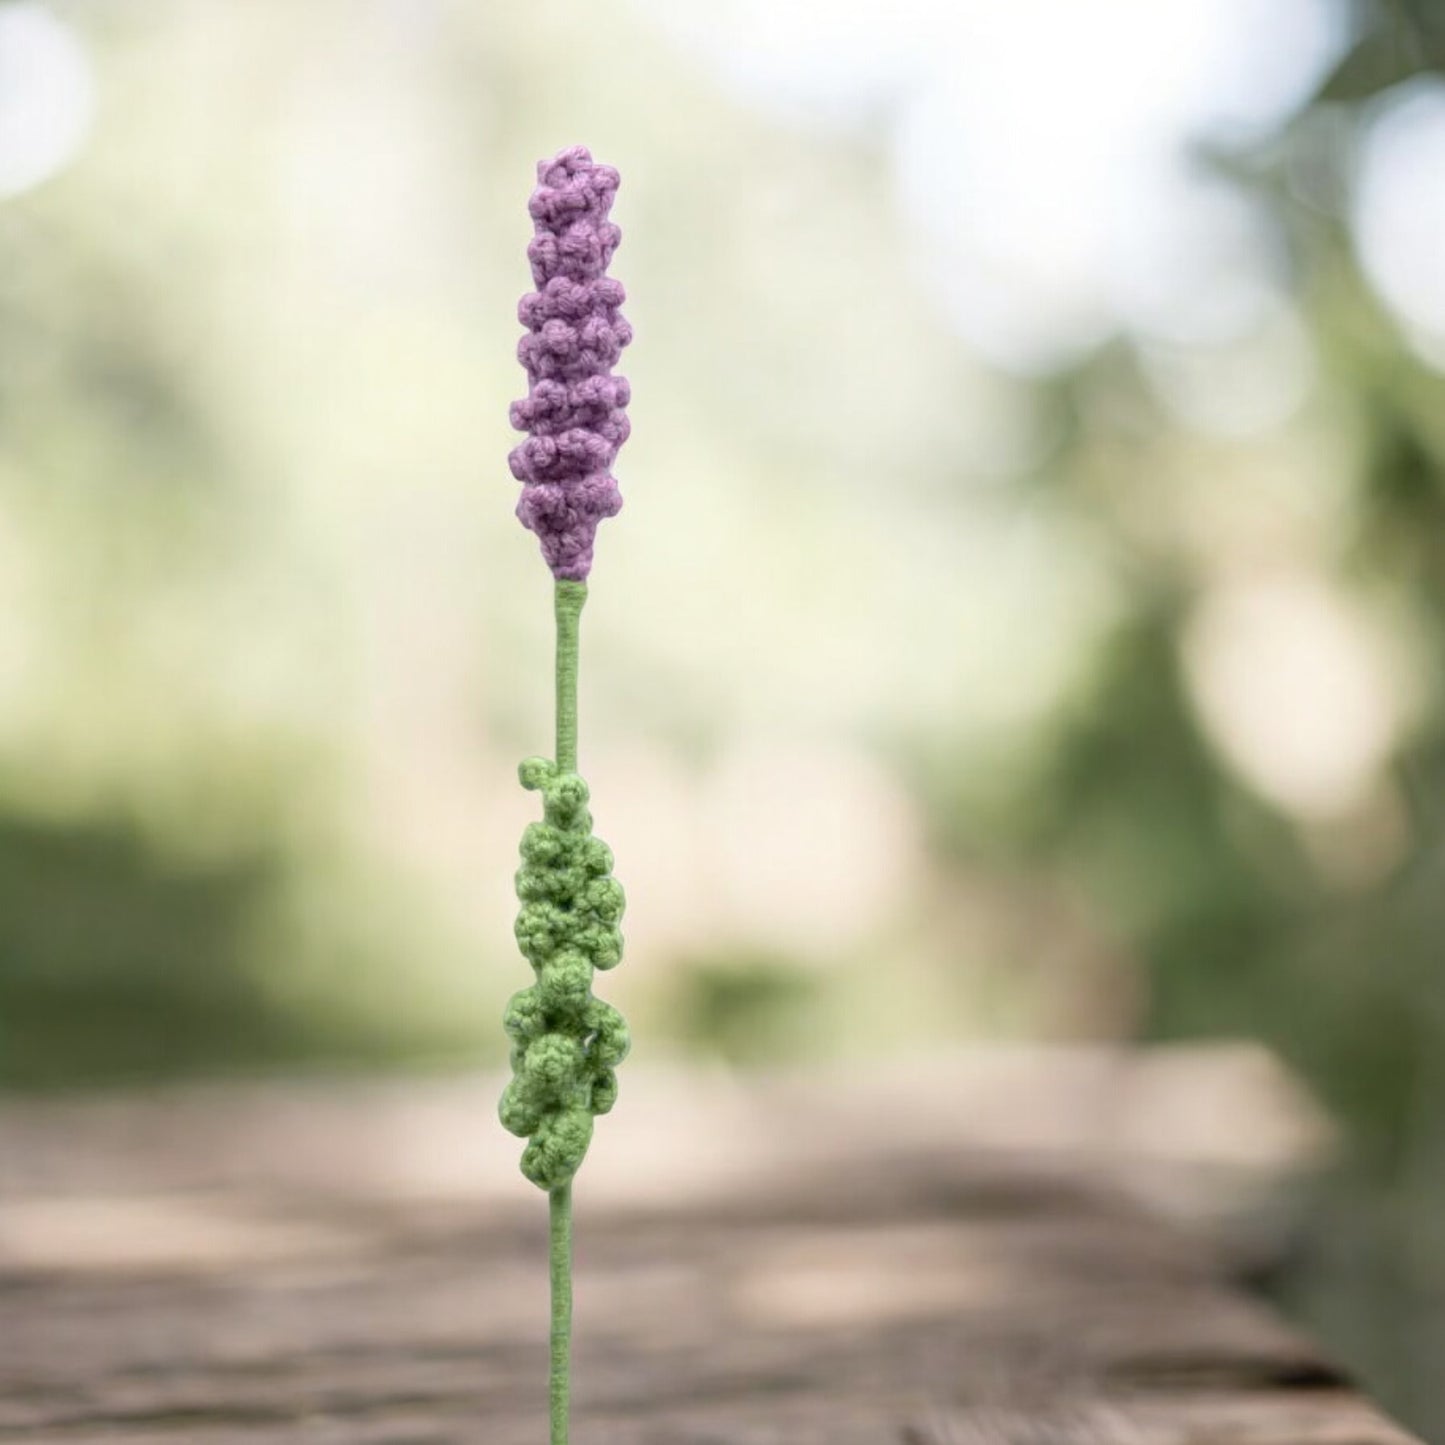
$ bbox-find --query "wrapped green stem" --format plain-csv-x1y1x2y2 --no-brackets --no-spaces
549,1181,573,1445
499,580,629,1443
554,580,582,772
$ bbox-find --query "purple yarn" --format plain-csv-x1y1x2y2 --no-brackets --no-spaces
510,147,632,581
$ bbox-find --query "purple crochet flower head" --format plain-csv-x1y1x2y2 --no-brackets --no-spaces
509,146,632,581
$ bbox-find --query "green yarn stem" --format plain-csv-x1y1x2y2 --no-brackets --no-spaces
549,1181,573,1445
554,581,584,773
500,576,629,1445
549,581,581,1445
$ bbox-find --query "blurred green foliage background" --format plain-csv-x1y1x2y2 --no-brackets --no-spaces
2,0,1444,1432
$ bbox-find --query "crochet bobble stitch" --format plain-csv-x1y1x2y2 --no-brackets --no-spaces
509,146,632,582
499,756,629,1191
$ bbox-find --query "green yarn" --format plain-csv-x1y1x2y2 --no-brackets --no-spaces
499,580,629,1445
499,752,628,1188
549,1181,573,1445
554,581,584,772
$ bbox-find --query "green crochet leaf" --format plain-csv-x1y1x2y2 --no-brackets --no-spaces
499,757,629,1190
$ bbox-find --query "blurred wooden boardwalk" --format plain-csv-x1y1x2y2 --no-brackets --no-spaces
0,1047,1421,1443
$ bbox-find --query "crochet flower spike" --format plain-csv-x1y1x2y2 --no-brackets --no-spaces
498,144,635,1445
509,146,632,581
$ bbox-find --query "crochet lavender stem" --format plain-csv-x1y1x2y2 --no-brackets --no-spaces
509,146,632,581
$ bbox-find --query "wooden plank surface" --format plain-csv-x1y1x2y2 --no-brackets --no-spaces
0,1048,1421,1443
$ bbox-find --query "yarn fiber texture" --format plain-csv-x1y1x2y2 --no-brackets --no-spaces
499,755,629,1190
509,146,632,582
